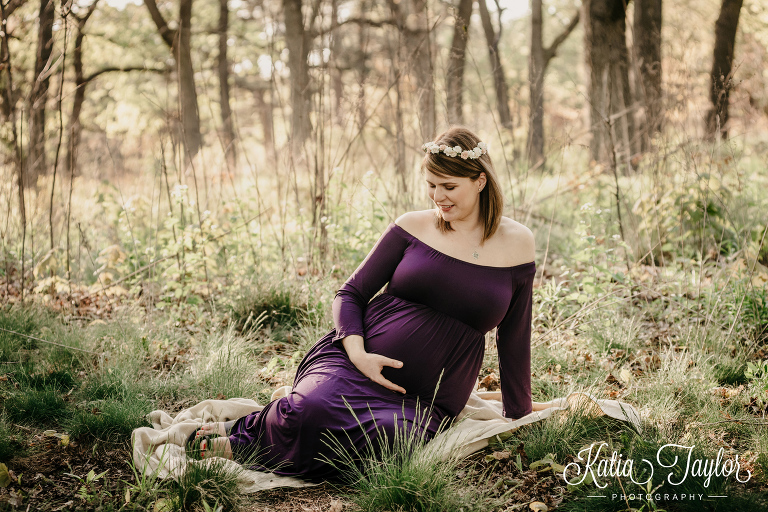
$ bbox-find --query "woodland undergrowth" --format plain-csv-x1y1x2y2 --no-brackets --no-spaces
1,135,768,511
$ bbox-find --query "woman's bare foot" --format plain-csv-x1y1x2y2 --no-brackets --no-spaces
193,422,233,460
195,422,228,437
200,436,233,460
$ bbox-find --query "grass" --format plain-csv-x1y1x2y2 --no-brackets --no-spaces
67,396,152,441
4,388,70,425
1,138,768,510
173,458,244,512
322,400,497,512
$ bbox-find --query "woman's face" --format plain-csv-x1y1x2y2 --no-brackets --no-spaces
425,169,485,224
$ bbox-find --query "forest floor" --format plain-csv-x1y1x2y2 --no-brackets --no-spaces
2,246,768,512
3,153,768,511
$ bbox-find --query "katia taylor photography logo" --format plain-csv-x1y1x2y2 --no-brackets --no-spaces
563,442,752,500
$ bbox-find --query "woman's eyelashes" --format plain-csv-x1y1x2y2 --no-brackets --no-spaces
428,184,455,190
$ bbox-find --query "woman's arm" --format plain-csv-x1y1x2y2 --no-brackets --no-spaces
496,269,536,419
332,223,410,393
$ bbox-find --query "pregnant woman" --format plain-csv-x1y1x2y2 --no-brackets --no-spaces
188,126,536,481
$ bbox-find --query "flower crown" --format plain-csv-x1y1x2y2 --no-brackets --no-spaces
422,140,488,160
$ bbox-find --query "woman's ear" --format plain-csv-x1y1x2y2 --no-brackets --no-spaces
477,172,487,192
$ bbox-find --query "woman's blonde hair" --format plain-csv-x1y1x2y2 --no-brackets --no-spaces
421,126,503,242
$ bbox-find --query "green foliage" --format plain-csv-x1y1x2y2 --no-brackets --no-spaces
67,397,151,441
325,406,492,512
230,281,309,333
0,413,23,462
64,468,111,506
17,368,76,392
0,306,41,362
740,284,768,345
4,389,70,425
502,401,630,464
713,360,748,387
172,459,243,512
632,171,739,263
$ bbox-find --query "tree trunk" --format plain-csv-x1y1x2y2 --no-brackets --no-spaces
218,0,236,169
477,0,512,131
283,0,312,150
406,0,435,140
65,27,86,177
144,0,203,161
330,0,344,125
354,10,369,131
583,0,636,163
528,0,545,165
634,0,663,145
177,0,202,161
0,0,27,121
65,3,99,178
252,87,274,156
705,0,743,140
28,0,55,185
527,3,580,166
446,0,473,125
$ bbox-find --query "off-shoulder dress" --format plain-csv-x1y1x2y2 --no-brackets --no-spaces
226,223,535,480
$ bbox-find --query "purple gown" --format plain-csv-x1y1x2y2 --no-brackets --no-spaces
227,223,535,480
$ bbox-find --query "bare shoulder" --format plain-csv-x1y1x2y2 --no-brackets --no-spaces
497,217,535,265
394,210,434,237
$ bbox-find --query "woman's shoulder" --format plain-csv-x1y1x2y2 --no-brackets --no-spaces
496,217,535,266
394,210,434,237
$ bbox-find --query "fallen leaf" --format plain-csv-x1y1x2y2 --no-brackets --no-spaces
530,502,548,511
0,463,10,488
54,501,75,512
493,450,511,460
8,489,24,507
154,498,175,512
328,500,343,512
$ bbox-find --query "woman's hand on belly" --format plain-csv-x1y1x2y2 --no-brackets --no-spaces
342,335,406,394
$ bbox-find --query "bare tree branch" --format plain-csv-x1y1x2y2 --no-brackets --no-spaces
313,16,398,37
3,0,27,17
83,65,165,85
543,11,580,64
143,0,176,48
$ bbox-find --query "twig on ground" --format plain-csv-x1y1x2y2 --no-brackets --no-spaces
0,326,96,355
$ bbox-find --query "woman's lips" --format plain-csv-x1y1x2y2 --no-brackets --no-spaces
438,205,453,211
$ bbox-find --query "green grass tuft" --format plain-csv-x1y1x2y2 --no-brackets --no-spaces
67,397,152,441
325,404,493,512
173,458,244,512
0,413,24,462
5,389,70,425
230,281,318,335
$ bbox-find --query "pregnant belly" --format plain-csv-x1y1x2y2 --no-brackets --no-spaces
362,293,485,416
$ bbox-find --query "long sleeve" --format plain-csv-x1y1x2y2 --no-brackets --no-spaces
496,270,535,419
331,224,410,343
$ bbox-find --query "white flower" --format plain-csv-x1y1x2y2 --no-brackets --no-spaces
421,140,489,159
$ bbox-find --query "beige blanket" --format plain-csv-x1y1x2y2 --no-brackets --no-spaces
131,387,641,493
